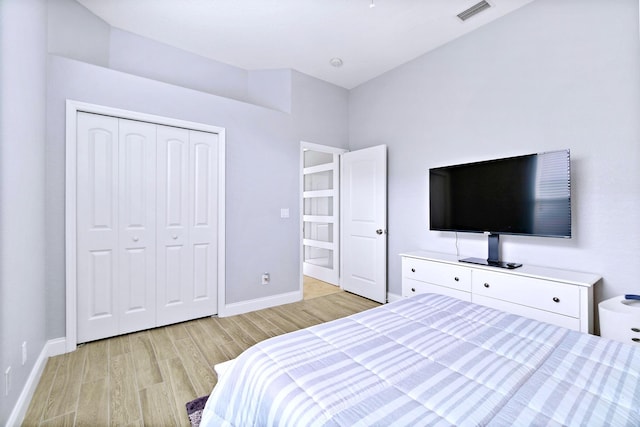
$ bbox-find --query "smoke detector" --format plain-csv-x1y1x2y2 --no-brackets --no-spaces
330,57,344,68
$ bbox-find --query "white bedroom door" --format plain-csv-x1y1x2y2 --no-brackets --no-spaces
341,145,387,303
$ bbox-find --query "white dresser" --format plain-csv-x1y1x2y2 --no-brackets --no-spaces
401,251,601,334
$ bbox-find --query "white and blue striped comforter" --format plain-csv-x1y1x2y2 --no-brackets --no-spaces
201,293,640,426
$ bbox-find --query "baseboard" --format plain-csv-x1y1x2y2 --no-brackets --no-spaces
6,337,66,427
218,290,302,317
387,292,403,303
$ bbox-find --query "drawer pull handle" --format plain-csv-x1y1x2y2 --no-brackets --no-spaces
411,288,416,292
411,268,416,273
632,328,640,333
483,283,490,288
454,277,459,282
553,297,560,303
632,338,640,343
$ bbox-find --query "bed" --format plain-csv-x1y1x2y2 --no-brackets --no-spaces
201,293,640,426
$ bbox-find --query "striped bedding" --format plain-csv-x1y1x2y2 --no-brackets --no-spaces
201,293,640,426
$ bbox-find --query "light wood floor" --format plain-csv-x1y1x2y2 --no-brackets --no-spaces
303,275,341,300
23,291,378,426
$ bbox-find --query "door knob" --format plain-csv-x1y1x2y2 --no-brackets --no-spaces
376,229,384,235
172,234,178,240
132,236,139,242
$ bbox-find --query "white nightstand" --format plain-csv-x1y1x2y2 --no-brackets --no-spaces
599,296,640,346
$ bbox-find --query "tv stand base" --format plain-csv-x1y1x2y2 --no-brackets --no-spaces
460,257,522,269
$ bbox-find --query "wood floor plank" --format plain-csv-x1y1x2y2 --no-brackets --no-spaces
39,412,76,427
229,314,273,343
269,304,323,329
174,337,217,397
185,321,231,367
110,352,142,426
242,311,283,337
109,334,131,356
75,378,109,426
195,317,245,358
139,383,178,426
160,358,197,427
215,316,259,348
41,346,87,420
164,322,190,341
149,327,178,361
128,331,163,389
82,339,108,383
22,357,61,425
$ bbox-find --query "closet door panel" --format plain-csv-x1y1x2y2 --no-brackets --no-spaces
193,244,210,299
163,245,185,304
189,130,218,315
156,125,193,325
118,119,157,334
77,112,119,342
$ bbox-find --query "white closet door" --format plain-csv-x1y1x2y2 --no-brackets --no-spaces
156,127,218,325
118,119,157,334
76,111,220,342
77,112,119,343
156,125,191,325
188,130,219,318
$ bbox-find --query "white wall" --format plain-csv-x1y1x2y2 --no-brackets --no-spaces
292,70,349,146
0,0,48,423
109,28,251,103
349,0,640,304
47,0,110,67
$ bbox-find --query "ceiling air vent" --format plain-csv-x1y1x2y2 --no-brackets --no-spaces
457,1,491,21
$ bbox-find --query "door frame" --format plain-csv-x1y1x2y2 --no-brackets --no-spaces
299,142,347,296
65,100,226,353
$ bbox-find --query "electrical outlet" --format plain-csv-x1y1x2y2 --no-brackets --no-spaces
261,273,270,285
22,342,27,365
5,366,11,396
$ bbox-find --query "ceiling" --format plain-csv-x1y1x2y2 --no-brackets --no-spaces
76,0,536,89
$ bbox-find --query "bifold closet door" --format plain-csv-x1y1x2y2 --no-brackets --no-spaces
156,126,218,326
77,113,158,342
118,119,157,335
77,113,219,343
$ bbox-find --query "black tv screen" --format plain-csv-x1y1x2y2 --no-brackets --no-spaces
429,150,571,238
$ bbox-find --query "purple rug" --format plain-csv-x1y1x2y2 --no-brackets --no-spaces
185,395,209,427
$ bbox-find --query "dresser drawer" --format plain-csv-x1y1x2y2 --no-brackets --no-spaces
402,258,471,292
403,278,471,301
473,295,580,330
472,270,580,318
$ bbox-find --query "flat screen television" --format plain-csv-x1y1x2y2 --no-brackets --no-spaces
429,149,571,269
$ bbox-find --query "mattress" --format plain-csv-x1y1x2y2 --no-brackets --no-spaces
201,293,640,426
